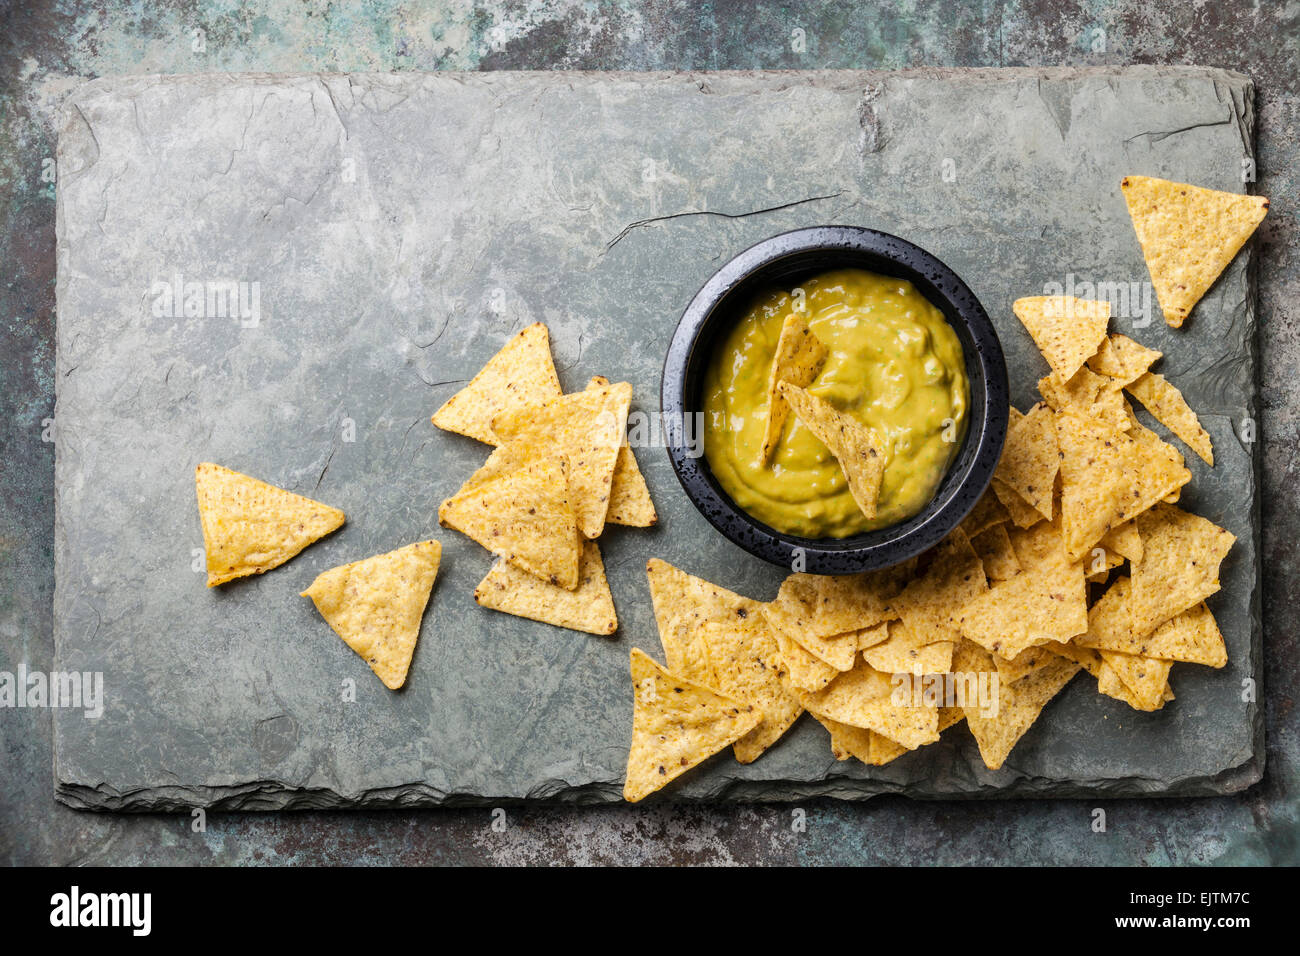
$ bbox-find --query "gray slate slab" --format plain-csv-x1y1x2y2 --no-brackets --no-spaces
53,67,1262,809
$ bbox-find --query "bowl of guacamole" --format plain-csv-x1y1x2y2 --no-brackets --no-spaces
662,226,1008,574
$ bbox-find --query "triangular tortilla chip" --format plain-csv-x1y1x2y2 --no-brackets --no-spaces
300,540,440,689
1113,403,1192,523
993,645,1058,684
1055,409,1132,559
1129,503,1235,635
1097,660,1173,711
1086,333,1162,387
960,486,1010,537
623,648,762,802
586,375,656,527
606,444,657,527
439,453,580,589
195,462,345,587
970,523,1022,582
1097,648,1173,711
492,380,632,539
1012,296,1111,380
1121,174,1269,327
474,539,617,635
1075,576,1226,666
814,715,908,766
861,621,954,675
698,617,804,763
778,381,888,518
760,314,829,463
991,477,1044,529
794,659,939,749
994,401,1059,521
957,533,1087,658
964,654,1080,770
431,322,562,445
645,558,761,685
893,528,989,644
773,627,840,693
1125,372,1213,465
761,580,861,672
1038,365,1130,434
1100,520,1143,564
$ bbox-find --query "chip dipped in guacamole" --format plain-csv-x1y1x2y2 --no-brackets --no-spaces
702,268,968,539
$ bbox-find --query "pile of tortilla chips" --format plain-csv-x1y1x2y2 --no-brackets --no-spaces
434,323,657,636
624,295,1235,800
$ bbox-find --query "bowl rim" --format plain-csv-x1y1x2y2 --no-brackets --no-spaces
660,224,1009,574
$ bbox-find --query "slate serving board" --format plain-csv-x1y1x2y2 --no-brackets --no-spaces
53,67,1262,809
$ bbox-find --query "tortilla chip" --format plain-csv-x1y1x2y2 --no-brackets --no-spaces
862,621,954,675
1121,174,1269,328
957,536,1088,658
765,569,900,645
1012,296,1111,380
585,375,656,527
762,576,875,671
994,645,1058,684
698,617,804,763
794,660,939,749
1006,518,1067,567
778,382,887,518
645,558,761,686
760,314,829,463
1098,648,1173,711
1086,546,1125,582
1086,333,1162,387
991,477,1044,529
1126,372,1214,465
492,380,633,539
431,322,562,445
774,626,841,693
195,462,345,587
893,528,989,644
1100,520,1143,564
1039,365,1129,433
1047,640,1103,679
474,539,617,635
814,715,906,766
623,648,762,802
1055,409,1132,560
439,453,580,590
606,444,657,527
1077,577,1225,666
300,540,440,690
995,402,1059,521
964,655,1080,770
1097,661,1174,711
1130,503,1235,634
1114,404,1192,523
854,620,893,651
1140,602,1227,667
960,487,1011,537
970,523,1022,582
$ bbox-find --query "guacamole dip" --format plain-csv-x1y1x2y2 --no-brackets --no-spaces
703,268,968,538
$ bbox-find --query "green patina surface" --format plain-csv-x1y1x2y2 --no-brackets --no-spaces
1,0,1297,865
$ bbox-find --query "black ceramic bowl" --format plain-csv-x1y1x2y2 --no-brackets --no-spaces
662,225,1008,574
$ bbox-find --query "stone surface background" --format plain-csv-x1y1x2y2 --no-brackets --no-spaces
2,0,1297,864
51,67,1262,808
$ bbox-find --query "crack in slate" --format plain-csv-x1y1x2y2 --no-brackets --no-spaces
604,191,844,251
